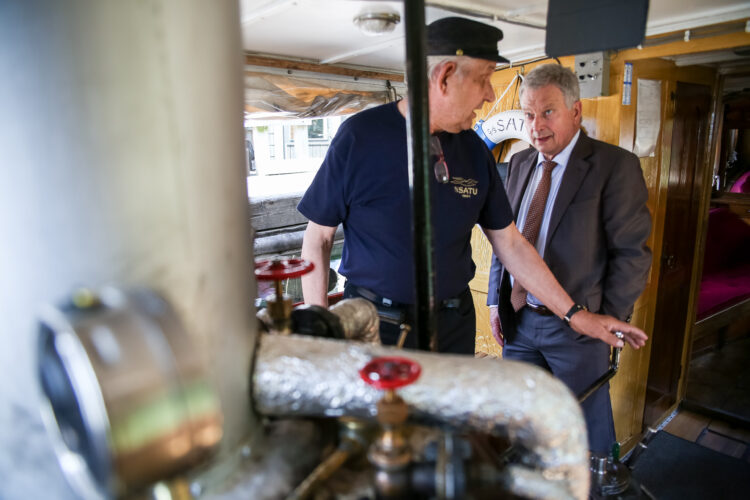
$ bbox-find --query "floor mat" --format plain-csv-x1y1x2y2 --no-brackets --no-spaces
630,431,750,499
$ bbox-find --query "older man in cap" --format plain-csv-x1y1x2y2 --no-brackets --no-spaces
298,17,647,355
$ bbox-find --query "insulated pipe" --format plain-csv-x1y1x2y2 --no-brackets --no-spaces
253,334,591,500
403,0,438,350
0,1,255,496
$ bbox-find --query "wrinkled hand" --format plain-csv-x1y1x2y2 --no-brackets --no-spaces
569,310,648,349
489,306,504,347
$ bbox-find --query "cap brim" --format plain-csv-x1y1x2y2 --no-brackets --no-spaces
425,44,510,64
472,53,510,64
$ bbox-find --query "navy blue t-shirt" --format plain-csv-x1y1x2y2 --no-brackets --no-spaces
298,101,513,304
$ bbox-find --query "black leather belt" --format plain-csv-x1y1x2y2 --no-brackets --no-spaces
349,284,463,310
350,285,406,308
525,301,555,316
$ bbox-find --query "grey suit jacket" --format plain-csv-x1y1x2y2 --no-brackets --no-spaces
487,132,652,340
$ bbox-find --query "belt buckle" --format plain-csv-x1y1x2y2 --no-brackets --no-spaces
382,297,392,307
526,302,549,315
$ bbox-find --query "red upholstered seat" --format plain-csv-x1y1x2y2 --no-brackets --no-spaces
697,207,750,320
729,171,750,194
697,263,750,318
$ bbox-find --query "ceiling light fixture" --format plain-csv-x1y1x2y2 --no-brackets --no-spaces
353,11,401,36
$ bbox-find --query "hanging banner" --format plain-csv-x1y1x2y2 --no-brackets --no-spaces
473,109,531,150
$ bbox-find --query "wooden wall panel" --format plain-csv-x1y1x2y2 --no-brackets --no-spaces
470,225,503,357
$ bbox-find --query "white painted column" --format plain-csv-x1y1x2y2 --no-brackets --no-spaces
0,1,256,496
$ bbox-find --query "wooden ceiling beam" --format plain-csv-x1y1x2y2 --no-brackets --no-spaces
615,24,750,62
244,54,404,82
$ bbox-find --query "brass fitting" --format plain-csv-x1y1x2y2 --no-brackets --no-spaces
265,292,293,333
368,390,412,498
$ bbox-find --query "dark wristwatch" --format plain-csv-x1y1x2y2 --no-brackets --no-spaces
564,304,587,325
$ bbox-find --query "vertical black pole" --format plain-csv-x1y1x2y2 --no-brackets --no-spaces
403,0,437,350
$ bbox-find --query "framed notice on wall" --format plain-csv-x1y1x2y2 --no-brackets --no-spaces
634,79,662,157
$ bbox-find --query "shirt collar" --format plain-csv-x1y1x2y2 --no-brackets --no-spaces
535,130,581,169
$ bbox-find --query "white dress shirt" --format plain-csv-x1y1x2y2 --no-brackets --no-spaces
510,130,581,305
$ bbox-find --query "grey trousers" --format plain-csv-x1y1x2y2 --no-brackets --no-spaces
503,307,616,454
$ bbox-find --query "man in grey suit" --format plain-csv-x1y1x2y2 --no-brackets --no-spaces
487,64,652,455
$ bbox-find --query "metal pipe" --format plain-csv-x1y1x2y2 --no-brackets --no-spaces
286,446,356,500
38,287,225,498
577,347,622,403
329,298,381,343
285,417,370,500
253,334,590,500
622,427,657,468
499,465,577,500
403,0,437,350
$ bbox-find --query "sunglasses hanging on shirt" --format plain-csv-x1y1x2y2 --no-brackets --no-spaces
430,135,450,184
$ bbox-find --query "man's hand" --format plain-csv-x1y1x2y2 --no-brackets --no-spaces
489,305,504,347
569,310,648,349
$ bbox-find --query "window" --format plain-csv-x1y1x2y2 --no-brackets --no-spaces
245,115,345,178
243,69,404,302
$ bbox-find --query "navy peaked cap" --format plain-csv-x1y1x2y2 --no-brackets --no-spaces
427,17,509,63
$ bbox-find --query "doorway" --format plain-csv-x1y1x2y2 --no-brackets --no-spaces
643,81,713,427
683,73,750,426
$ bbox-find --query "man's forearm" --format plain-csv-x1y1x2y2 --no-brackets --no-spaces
484,225,648,349
485,225,574,318
300,223,335,307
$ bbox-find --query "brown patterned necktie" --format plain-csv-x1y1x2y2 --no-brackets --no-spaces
510,160,557,311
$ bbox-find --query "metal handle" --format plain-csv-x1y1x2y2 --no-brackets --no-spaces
360,356,421,391
662,254,676,270
577,340,622,404
255,257,315,281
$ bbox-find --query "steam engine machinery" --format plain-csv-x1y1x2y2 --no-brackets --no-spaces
35,258,593,499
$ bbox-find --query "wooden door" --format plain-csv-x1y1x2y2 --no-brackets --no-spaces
643,82,712,426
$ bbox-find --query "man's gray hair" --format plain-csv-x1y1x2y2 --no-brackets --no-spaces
520,64,580,108
426,55,471,82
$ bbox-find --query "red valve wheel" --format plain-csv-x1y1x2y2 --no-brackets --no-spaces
359,356,421,391
255,258,315,281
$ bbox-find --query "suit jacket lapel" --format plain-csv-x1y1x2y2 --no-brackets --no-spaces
545,133,593,247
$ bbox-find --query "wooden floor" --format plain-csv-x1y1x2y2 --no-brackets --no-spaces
686,335,750,421
663,409,750,462
663,334,750,462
